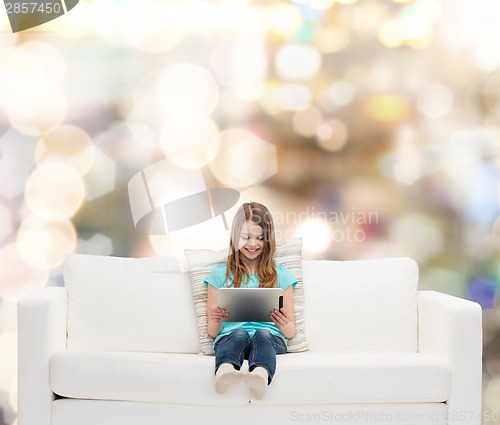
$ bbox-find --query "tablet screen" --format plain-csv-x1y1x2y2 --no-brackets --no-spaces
217,288,283,322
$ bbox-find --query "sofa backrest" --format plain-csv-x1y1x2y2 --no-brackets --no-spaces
63,254,418,354
64,253,200,353
302,258,418,352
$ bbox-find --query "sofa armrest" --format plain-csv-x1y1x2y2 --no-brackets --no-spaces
417,290,482,425
17,287,68,425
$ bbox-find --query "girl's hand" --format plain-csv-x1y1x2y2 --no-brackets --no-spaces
207,304,229,323
270,307,296,339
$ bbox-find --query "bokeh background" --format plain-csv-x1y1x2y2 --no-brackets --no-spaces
1,0,500,423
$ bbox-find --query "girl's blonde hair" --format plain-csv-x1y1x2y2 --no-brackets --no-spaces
226,202,277,288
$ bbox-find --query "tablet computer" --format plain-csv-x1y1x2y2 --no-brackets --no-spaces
217,288,283,322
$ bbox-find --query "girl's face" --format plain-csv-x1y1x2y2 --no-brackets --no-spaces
238,220,265,264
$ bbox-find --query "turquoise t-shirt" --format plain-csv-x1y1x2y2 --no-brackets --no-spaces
204,263,297,347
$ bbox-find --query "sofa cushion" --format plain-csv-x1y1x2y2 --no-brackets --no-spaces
184,237,308,355
50,350,249,406
302,257,418,352
63,254,200,353
49,350,450,405
256,351,451,405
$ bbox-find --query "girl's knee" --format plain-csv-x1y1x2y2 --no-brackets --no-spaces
232,328,250,339
253,329,272,340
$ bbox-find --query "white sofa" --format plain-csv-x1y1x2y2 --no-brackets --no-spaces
17,254,483,425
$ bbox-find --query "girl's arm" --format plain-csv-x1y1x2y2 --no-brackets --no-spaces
207,284,228,339
270,285,296,339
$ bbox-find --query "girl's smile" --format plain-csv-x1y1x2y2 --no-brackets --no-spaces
242,245,261,258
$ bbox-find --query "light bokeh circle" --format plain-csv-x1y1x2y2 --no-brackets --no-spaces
209,128,270,188
20,41,66,87
275,44,322,81
155,63,219,116
16,216,77,270
25,162,85,221
316,119,349,152
0,47,43,105
160,114,220,168
0,243,49,302
122,2,182,53
6,86,67,136
295,218,333,255
35,125,95,177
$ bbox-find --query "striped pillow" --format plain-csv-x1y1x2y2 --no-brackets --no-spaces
184,237,308,355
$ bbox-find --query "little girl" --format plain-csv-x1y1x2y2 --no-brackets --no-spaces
204,202,297,400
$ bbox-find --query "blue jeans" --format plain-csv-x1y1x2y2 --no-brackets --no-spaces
214,328,287,384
